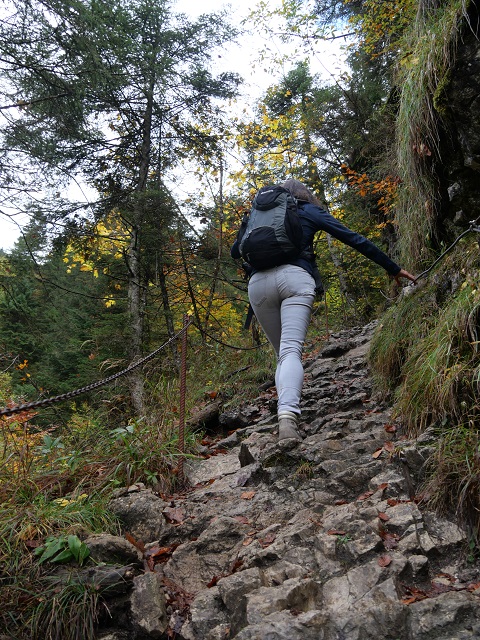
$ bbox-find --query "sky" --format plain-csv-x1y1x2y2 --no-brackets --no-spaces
175,0,348,101
0,0,349,251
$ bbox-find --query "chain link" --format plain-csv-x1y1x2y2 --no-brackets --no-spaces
0,319,193,417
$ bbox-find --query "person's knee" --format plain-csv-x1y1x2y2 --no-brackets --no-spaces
278,344,304,365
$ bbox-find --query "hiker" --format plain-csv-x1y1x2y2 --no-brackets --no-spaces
231,178,416,442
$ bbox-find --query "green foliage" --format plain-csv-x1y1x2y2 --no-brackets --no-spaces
0,0,242,418
370,238,480,534
397,281,480,432
395,0,470,267
106,417,196,490
369,286,439,393
0,237,128,416
0,490,118,550
336,533,353,545
426,419,480,537
34,534,90,566
345,0,416,59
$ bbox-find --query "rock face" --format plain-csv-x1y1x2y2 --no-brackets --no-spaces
444,9,480,226
96,322,480,639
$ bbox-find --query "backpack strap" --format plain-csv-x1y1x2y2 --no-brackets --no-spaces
244,303,255,330
301,246,324,297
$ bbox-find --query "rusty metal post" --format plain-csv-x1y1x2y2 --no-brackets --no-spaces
177,314,189,481
324,292,330,339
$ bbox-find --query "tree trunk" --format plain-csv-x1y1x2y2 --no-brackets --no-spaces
127,224,146,415
126,79,155,416
203,159,224,333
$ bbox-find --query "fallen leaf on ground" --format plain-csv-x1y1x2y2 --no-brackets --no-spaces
25,540,43,549
207,575,220,587
378,554,392,567
372,448,383,459
327,529,347,535
383,533,399,550
378,512,390,522
357,490,374,501
163,507,185,525
258,532,276,548
234,515,250,524
241,491,255,500
144,545,177,570
125,532,145,553
437,572,455,581
384,424,397,433
229,559,243,573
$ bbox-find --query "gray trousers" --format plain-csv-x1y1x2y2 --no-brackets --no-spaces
248,265,315,415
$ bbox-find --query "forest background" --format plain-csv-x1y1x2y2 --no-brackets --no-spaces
1,0,480,637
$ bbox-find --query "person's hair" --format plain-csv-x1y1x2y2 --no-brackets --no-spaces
281,179,322,206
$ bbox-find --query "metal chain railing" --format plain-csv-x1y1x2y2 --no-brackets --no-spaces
0,318,193,417
415,216,480,281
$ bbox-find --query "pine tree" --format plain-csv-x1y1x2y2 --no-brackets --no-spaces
0,0,241,414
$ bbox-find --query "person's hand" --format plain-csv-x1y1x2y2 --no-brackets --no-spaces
394,269,417,285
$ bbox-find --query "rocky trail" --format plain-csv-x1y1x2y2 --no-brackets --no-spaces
89,322,480,640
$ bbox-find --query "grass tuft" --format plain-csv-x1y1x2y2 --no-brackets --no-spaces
395,0,470,267
30,579,101,640
370,237,480,538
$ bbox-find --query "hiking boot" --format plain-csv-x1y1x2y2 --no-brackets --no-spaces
278,411,302,441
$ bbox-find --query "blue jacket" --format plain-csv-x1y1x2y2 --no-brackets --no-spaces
231,201,401,278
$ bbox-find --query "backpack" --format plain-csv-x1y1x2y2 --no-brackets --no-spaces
237,185,303,270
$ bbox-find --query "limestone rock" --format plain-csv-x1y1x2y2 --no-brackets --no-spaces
186,586,229,639
218,567,264,633
323,561,407,638
108,489,167,543
130,572,168,638
234,610,327,640
161,516,250,592
407,591,480,639
245,577,320,625
84,533,143,565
